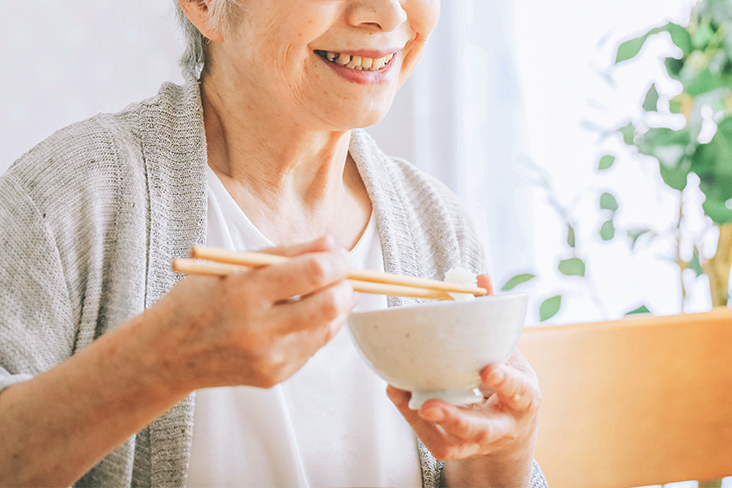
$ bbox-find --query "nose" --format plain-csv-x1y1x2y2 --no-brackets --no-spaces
346,0,408,32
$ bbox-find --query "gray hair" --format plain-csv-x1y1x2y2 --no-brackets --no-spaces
173,0,240,77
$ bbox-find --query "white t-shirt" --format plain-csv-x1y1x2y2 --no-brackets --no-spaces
187,166,422,488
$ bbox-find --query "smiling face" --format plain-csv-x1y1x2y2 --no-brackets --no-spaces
205,0,440,130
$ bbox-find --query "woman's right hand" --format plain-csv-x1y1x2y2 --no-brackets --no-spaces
0,236,355,487
145,236,357,392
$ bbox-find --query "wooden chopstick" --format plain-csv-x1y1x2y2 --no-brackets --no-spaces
189,245,487,297
171,258,454,300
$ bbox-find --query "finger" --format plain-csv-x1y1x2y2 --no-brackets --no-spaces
247,251,352,302
273,280,357,334
385,386,457,448
279,308,352,365
419,400,515,444
506,348,540,380
481,362,540,413
263,235,337,257
477,274,495,295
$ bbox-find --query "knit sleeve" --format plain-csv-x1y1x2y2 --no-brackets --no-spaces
0,172,75,393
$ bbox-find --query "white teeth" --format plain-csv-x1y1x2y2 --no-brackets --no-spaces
319,50,395,71
350,56,362,68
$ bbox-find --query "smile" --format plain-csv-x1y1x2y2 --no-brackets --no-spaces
314,50,395,72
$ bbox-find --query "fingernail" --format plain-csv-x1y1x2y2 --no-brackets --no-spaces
487,368,504,385
421,408,445,422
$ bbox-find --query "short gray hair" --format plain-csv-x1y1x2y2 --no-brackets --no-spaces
173,0,240,77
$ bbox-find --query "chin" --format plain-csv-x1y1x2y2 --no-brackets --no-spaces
354,110,391,129
329,101,394,131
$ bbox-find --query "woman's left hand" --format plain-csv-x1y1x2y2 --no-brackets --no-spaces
386,275,541,487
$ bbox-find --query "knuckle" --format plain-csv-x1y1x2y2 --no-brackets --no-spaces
250,350,289,388
430,446,451,461
451,416,470,434
319,286,350,320
319,317,341,345
304,257,329,287
527,387,542,412
258,376,279,389
475,427,493,445
320,294,341,321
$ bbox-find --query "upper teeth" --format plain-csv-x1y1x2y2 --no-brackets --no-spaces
318,51,395,71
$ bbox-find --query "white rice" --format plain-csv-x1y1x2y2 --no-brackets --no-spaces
444,267,478,301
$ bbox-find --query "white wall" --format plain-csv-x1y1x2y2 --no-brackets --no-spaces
1,2,184,171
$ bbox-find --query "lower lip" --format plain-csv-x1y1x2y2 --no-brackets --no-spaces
318,54,398,85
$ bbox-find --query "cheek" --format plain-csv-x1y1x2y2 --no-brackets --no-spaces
399,0,440,78
411,0,441,35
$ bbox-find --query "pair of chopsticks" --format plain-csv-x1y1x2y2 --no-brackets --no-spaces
171,245,487,301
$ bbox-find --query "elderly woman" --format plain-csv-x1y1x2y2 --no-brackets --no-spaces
0,1,546,487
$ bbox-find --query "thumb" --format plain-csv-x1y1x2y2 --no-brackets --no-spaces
477,274,495,296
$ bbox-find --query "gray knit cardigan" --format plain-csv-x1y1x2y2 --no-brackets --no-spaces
0,74,546,487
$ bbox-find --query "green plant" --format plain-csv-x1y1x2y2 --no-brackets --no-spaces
505,0,732,319
614,0,732,309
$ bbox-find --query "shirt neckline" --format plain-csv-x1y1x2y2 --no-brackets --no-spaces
206,165,376,255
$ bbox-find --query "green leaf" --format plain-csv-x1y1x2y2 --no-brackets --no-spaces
665,57,685,81
692,21,715,51
558,257,586,277
600,192,619,212
539,295,562,321
669,97,683,113
567,225,576,248
692,117,732,224
627,228,654,249
618,123,635,145
634,128,692,191
626,304,652,316
643,84,660,112
501,273,536,291
688,248,704,277
615,24,686,64
598,155,616,171
666,22,692,56
685,69,719,97
600,220,616,241
616,36,649,64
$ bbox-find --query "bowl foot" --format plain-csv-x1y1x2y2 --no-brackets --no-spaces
408,388,483,410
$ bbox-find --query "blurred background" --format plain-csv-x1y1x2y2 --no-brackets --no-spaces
2,0,724,327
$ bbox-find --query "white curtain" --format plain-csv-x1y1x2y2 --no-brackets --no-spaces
368,0,533,285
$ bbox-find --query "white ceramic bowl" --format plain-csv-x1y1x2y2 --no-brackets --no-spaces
348,293,528,409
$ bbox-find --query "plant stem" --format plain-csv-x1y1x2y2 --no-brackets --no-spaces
704,224,732,307
677,194,687,313
524,158,610,319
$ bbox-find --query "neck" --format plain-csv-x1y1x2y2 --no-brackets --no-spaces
201,74,352,206
198,72,372,249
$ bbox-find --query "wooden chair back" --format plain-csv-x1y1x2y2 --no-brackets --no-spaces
518,308,732,488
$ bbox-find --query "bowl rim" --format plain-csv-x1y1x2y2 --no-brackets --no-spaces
350,291,529,318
